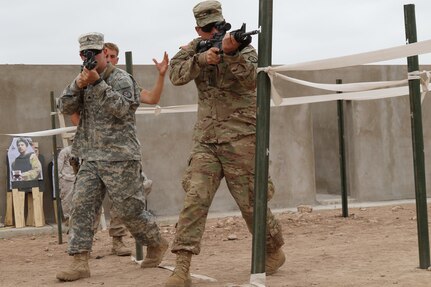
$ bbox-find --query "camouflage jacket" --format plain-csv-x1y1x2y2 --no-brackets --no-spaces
58,65,141,161
57,145,75,181
169,38,258,144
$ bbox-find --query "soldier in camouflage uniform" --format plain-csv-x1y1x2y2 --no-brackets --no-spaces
56,32,168,282
57,143,75,220
165,1,285,286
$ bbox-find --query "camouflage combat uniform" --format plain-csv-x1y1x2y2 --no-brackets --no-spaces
169,39,284,255
58,145,131,236
57,145,75,219
58,65,163,254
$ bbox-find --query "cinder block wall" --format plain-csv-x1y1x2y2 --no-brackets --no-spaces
0,64,429,224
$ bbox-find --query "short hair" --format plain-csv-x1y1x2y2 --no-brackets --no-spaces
103,42,119,56
16,137,29,147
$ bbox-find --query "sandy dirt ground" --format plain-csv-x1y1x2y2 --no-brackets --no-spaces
1,202,431,287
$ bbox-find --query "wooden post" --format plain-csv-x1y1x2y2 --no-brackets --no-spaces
26,193,35,226
12,189,25,228
32,187,44,227
5,192,14,226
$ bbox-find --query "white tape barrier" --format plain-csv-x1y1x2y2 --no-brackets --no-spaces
268,71,431,106
276,86,408,106
267,39,431,72
5,126,77,137
225,272,265,287
158,265,217,283
249,273,266,287
5,84,427,137
136,104,198,115
259,39,431,105
5,40,431,137
273,73,409,93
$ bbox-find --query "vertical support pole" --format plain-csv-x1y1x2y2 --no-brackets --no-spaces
50,91,62,244
336,79,348,217
404,4,430,269
125,51,143,261
125,51,134,76
251,0,273,278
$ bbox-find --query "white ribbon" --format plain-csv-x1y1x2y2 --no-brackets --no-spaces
4,126,77,137
158,265,217,282
6,39,431,137
136,104,197,115
259,39,431,105
269,39,431,72
249,273,266,287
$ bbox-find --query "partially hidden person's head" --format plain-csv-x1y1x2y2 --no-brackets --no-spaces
16,137,29,154
31,142,39,156
78,32,107,72
193,0,225,38
104,42,119,66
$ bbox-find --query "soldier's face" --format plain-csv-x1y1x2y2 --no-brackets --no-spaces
95,50,108,73
105,48,119,66
196,26,218,40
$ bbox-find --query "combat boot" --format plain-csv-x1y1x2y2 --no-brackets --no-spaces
56,252,90,281
266,248,286,275
141,237,169,268
112,236,132,256
165,251,192,287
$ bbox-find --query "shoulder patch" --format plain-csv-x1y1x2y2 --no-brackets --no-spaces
116,76,133,89
248,55,258,63
122,91,133,100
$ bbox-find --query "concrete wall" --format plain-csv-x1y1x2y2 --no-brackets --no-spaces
0,64,429,224
309,65,431,202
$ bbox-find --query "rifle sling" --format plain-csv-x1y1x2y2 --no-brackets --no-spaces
102,63,116,81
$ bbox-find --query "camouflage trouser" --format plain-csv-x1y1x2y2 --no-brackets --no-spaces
67,160,161,254
59,179,74,219
107,202,129,237
172,135,284,255
93,198,129,237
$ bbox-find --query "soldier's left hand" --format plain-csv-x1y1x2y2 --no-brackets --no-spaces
153,52,169,77
222,33,240,55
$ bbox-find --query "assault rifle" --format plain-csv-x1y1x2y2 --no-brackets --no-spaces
196,22,260,54
81,49,97,71
197,22,259,86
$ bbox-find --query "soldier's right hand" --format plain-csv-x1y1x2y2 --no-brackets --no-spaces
76,73,87,89
77,68,100,88
205,47,221,65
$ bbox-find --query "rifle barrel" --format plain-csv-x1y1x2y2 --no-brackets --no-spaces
242,30,260,37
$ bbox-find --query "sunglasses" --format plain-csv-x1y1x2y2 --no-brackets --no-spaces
201,22,216,33
79,49,102,57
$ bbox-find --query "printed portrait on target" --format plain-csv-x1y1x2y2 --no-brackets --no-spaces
7,137,43,190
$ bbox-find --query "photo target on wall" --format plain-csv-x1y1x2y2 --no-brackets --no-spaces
7,137,43,190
